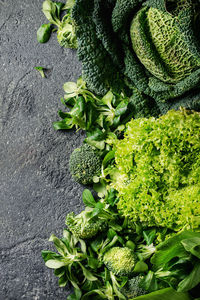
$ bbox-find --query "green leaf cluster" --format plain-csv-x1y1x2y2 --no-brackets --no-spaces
53,77,136,150
42,189,155,299
150,231,200,295
37,0,77,49
42,189,200,299
111,109,200,231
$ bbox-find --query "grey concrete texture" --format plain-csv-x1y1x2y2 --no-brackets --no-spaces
0,0,85,299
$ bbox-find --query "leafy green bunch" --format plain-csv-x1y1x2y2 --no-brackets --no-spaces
71,0,200,115
37,0,77,48
42,189,150,299
42,189,200,299
111,109,200,231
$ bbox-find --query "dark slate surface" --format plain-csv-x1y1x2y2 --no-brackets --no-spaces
0,0,84,298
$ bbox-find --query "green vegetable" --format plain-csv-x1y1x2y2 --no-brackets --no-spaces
120,276,147,299
37,23,52,43
133,261,148,273
42,188,200,298
71,0,200,115
130,5,200,84
151,230,200,293
53,77,136,150
34,66,46,78
38,0,77,49
65,210,106,239
133,287,190,300
103,247,136,276
111,109,200,230
69,144,102,185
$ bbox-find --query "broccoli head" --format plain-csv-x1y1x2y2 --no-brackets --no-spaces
69,144,102,185
103,247,136,276
65,211,106,239
120,276,147,299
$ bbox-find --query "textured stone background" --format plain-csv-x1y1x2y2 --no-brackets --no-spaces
0,0,84,299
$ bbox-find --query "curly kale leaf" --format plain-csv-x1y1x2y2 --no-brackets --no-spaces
72,0,120,95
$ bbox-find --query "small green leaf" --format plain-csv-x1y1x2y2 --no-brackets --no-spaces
90,236,104,252
79,263,98,281
79,239,87,254
63,81,78,94
102,150,115,169
41,250,61,262
143,229,156,246
101,91,113,108
53,119,73,130
181,237,200,259
126,240,136,251
45,259,66,269
49,234,68,256
82,189,96,208
177,261,200,292
141,271,159,292
114,100,128,117
37,23,52,43
133,261,148,273
58,275,68,287
82,289,107,299
107,228,117,240
58,110,71,119
63,0,75,10
87,257,99,269
34,66,46,78
54,267,65,278
67,288,82,300
86,128,106,141
54,2,64,18
85,138,105,150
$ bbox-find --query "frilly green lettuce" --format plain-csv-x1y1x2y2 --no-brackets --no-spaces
111,109,200,231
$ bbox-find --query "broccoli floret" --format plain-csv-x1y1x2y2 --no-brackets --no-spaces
69,144,102,185
65,211,106,239
103,247,136,276
120,276,147,299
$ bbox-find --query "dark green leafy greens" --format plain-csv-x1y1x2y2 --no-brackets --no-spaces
150,231,200,294
71,0,200,115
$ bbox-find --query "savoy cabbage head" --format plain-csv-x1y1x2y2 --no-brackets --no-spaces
111,109,200,231
72,0,200,116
